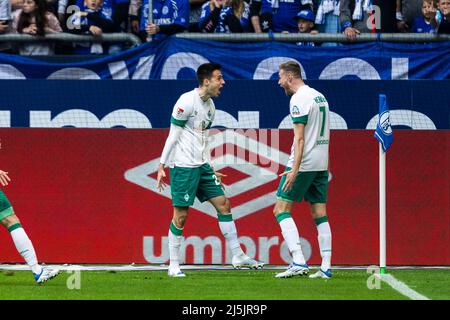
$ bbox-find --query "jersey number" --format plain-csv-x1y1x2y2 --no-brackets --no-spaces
319,106,326,137
213,175,221,186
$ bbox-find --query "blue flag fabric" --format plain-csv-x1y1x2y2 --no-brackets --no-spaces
374,94,394,152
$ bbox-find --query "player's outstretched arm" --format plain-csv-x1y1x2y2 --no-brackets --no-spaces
0,170,11,187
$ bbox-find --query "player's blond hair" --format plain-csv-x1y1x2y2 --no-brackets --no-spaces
279,61,302,79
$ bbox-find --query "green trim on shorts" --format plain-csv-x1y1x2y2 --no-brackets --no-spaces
217,213,233,222
292,115,308,124
276,212,292,223
277,196,294,203
7,223,22,233
170,116,187,127
169,221,183,236
314,216,328,226
0,207,14,221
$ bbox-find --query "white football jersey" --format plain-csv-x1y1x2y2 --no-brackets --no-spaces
287,85,330,171
168,88,215,168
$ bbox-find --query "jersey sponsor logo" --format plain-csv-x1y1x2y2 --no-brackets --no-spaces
316,140,329,145
314,96,327,104
124,130,290,220
176,107,185,115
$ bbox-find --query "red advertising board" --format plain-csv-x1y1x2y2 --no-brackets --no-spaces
0,129,448,265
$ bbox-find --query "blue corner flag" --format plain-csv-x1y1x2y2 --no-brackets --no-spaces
374,94,393,152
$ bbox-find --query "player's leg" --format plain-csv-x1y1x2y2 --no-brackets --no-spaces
208,195,263,269
273,169,314,278
0,205,59,283
167,206,188,277
273,199,309,278
308,203,332,279
304,170,332,279
167,166,200,277
197,163,263,269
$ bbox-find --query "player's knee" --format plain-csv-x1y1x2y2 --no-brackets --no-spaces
217,198,231,214
273,203,286,216
174,214,187,228
310,204,327,219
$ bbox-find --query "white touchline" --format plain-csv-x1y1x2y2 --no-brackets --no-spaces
378,274,430,300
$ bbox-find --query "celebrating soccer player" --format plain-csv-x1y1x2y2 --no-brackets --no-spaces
273,61,333,279
156,63,264,277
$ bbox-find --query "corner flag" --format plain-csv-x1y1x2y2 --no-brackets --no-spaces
374,94,393,152
374,94,393,275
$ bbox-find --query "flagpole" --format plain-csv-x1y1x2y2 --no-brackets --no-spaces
379,143,386,274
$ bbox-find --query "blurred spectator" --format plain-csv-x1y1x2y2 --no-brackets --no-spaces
340,0,371,40
397,0,422,31
0,0,11,33
374,0,397,32
199,0,250,32
314,0,340,46
0,0,12,52
128,0,140,34
57,0,78,30
59,0,127,31
189,0,208,31
67,0,117,54
251,0,313,33
112,0,130,31
133,0,189,41
12,0,25,12
433,0,450,33
412,0,436,33
11,0,62,55
295,8,319,46
340,0,397,41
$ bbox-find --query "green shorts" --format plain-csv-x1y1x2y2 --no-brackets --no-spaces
170,163,225,207
276,168,328,204
0,190,14,221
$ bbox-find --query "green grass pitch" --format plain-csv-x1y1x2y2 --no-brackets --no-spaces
0,268,449,300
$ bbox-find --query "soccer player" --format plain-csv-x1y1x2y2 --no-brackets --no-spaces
273,61,332,279
0,170,60,283
156,63,264,277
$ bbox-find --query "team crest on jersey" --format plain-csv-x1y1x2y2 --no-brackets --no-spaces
162,6,169,15
291,106,300,116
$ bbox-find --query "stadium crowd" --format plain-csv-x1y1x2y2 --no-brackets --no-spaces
0,0,448,55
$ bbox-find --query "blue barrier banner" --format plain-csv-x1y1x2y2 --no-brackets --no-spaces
0,80,448,129
0,38,449,80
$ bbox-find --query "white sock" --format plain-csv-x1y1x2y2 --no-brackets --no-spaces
218,214,245,257
9,224,42,275
277,213,306,265
316,219,332,271
168,222,183,269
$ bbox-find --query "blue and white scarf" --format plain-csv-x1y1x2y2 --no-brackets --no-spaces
352,0,372,21
315,0,340,24
271,0,312,10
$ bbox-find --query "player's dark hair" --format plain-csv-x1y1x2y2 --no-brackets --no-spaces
279,61,302,79
197,63,222,86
